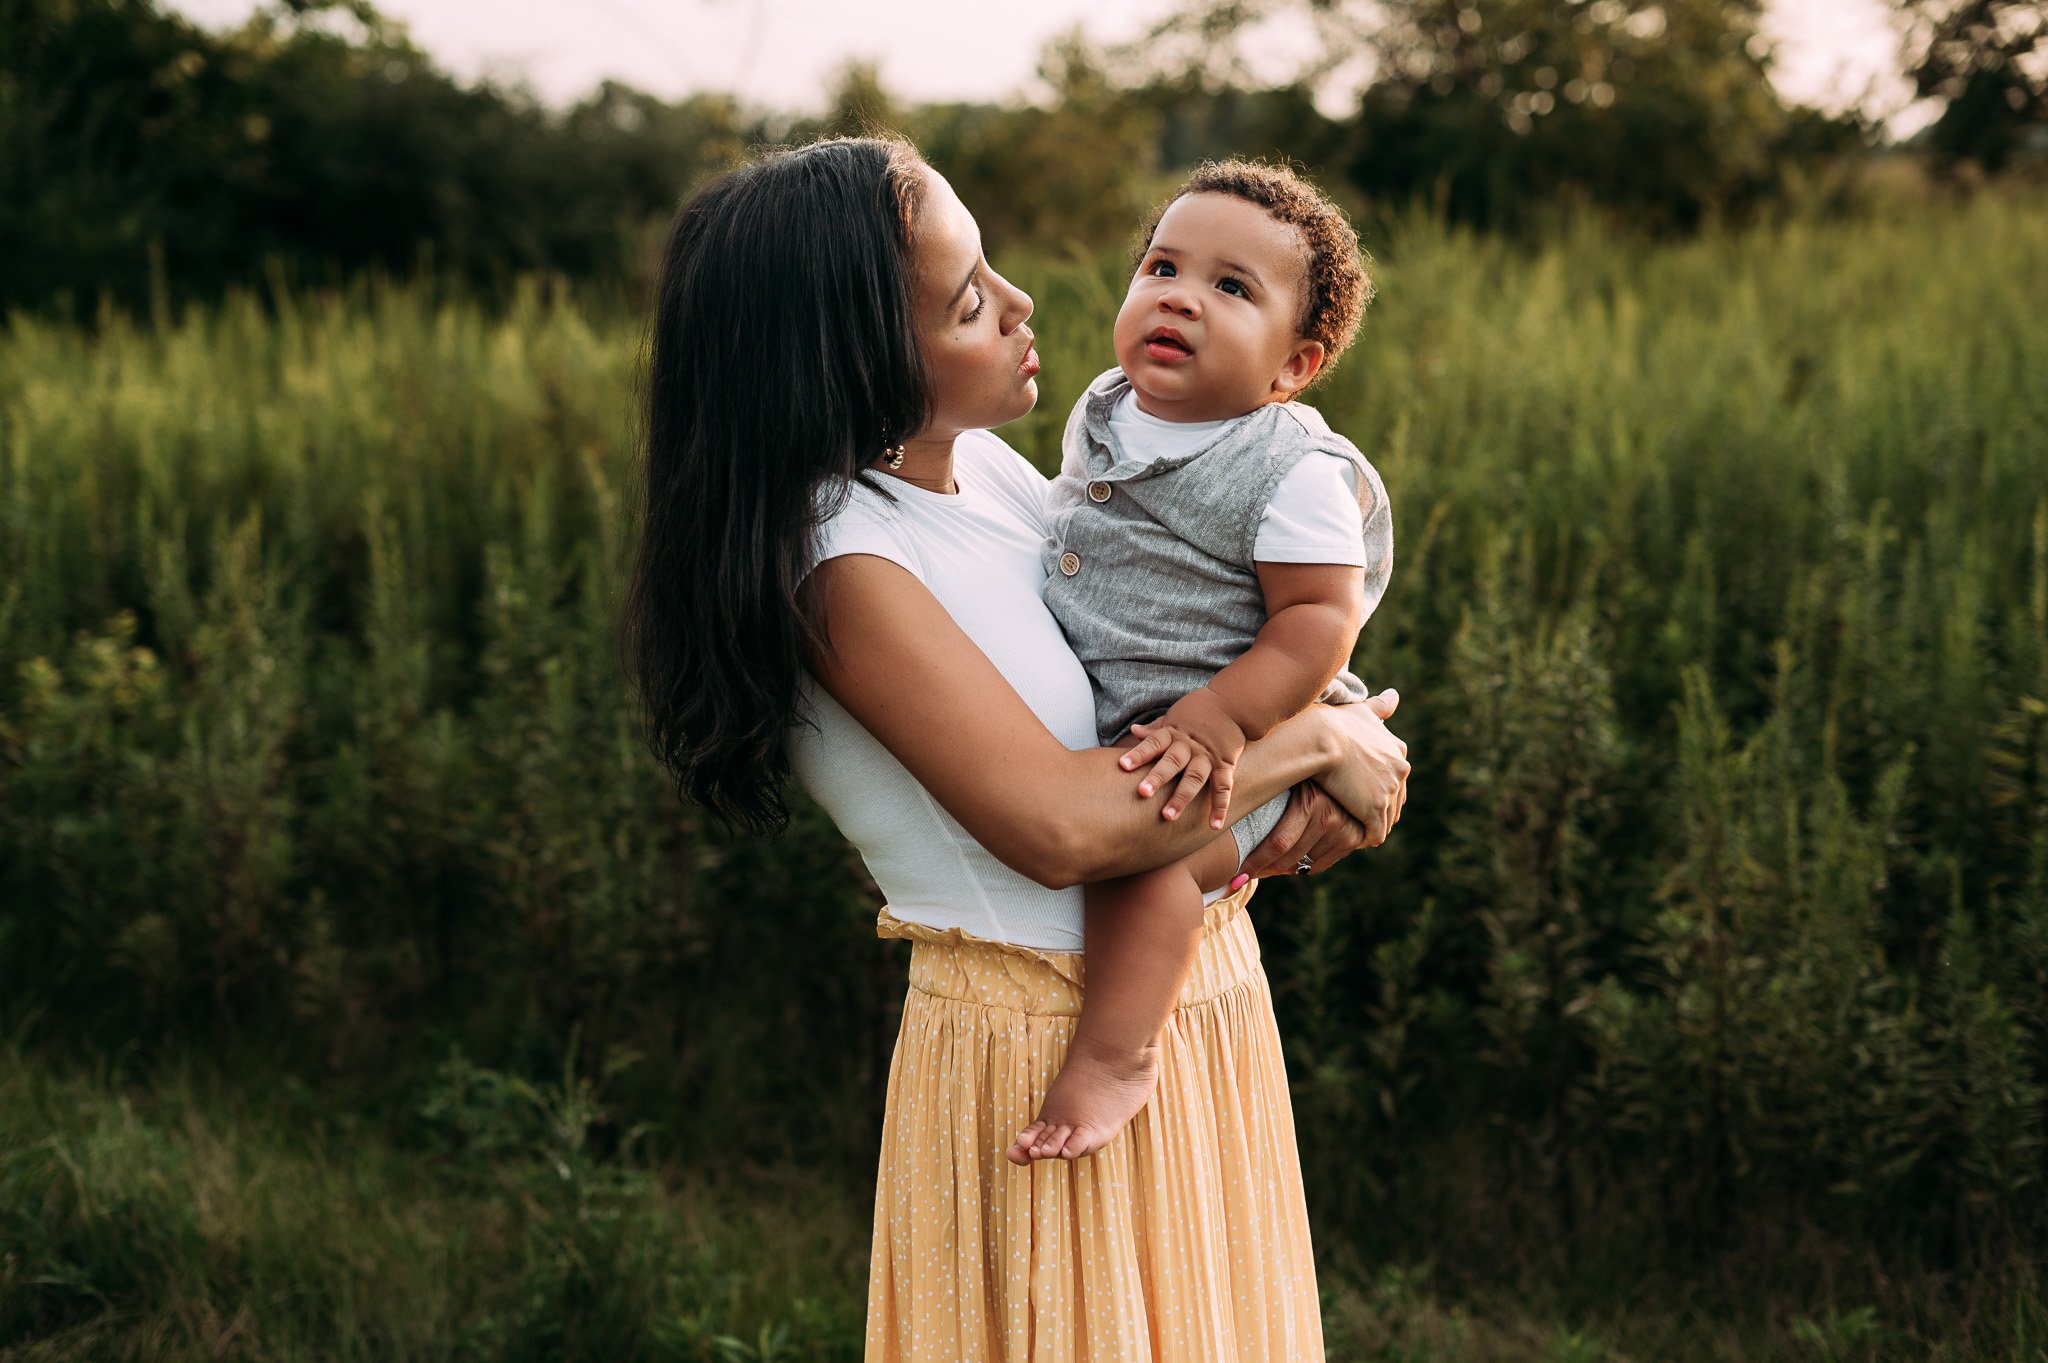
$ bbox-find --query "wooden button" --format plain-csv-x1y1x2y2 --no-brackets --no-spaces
1058,551,1081,576
1087,480,1112,503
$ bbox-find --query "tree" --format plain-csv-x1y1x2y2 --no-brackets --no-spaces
892,36,1165,257
1121,0,1834,230
0,0,749,315
1895,0,2046,171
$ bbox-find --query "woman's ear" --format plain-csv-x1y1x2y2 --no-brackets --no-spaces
1272,340,1326,398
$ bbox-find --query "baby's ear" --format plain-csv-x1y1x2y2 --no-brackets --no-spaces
1273,339,1326,398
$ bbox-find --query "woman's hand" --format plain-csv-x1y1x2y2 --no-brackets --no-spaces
1312,688,1409,847
1235,781,1374,884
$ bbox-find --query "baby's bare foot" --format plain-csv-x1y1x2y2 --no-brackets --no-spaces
1004,1036,1160,1165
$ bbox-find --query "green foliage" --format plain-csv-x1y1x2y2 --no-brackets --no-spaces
0,1043,867,1360
2,190,2047,1355
1354,0,1799,229
0,0,748,315
0,0,1932,321
1123,0,1870,230
1789,1304,1884,1361
1442,582,1624,1256
906,38,1170,259
1896,0,2047,172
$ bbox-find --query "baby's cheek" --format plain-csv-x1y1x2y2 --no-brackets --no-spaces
1110,304,1147,356
1111,335,1139,373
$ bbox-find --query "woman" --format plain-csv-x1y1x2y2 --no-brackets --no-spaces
621,137,1410,1361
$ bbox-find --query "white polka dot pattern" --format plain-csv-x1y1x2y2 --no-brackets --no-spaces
863,882,1326,1360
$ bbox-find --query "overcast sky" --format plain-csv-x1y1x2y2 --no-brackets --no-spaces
166,0,1927,127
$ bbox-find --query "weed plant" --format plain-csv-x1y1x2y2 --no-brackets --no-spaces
2,190,2046,1358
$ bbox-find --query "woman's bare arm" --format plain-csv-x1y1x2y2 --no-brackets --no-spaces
805,552,1350,889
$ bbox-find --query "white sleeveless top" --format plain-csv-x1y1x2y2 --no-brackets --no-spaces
788,429,1100,950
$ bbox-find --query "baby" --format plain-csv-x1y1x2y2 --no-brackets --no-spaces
1007,161,1393,1165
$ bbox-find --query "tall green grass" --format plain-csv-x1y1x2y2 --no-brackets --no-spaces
0,1041,870,1360
3,189,2046,1358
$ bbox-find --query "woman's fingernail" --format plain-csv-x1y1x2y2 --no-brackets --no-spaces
1229,873,1250,891
1164,807,1177,819
1138,783,1152,796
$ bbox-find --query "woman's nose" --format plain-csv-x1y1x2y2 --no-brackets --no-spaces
990,269,1031,329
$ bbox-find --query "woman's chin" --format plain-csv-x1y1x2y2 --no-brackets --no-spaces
1004,379,1039,421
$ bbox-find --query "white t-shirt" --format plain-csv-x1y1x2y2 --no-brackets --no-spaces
1105,391,1368,566
784,430,1108,951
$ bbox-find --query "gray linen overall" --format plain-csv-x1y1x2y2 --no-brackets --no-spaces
1042,367,1393,865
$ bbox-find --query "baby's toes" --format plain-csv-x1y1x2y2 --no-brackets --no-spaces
1033,1124,1073,1160
1005,1122,1046,1165
1059,1126,1103,1161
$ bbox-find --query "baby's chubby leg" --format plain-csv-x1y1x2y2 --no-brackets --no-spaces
1005,835,1240,1164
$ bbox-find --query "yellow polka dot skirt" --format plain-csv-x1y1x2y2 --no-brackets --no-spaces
864,881,1326,1361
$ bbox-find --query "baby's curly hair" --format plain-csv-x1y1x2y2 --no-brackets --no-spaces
1134,160,1373,377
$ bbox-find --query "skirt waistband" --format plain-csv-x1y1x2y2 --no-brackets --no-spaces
876,880,1262,1017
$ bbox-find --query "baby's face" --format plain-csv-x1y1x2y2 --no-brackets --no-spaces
1113,193,1324,423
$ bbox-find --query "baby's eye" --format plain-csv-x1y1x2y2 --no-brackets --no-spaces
1147,259,1177,277
1219,277,1250,298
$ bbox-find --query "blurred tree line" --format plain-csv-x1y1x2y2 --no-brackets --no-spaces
4,0,2044,318
0,0,753,314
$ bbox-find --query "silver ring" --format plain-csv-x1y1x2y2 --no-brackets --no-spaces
1295,855,1314,875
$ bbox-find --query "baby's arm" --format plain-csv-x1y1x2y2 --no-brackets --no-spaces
1124,561,1366,828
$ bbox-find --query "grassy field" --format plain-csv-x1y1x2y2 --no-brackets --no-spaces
3,185,2047,1359
15,1037,2047,1363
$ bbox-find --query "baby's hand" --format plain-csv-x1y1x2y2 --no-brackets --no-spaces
1119,688,1249,827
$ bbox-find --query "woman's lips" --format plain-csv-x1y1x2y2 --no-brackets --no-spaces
1019,347,1040,378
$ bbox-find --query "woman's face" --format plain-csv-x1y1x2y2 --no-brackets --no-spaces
907,166,1038,442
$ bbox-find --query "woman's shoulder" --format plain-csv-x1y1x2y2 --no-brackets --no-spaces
808,473,924,581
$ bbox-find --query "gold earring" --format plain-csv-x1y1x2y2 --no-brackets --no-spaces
881,444,906,470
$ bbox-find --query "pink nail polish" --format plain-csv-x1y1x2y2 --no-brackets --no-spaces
1228,873,1250,891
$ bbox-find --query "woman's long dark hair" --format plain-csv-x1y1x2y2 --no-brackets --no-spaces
620,137,932,834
